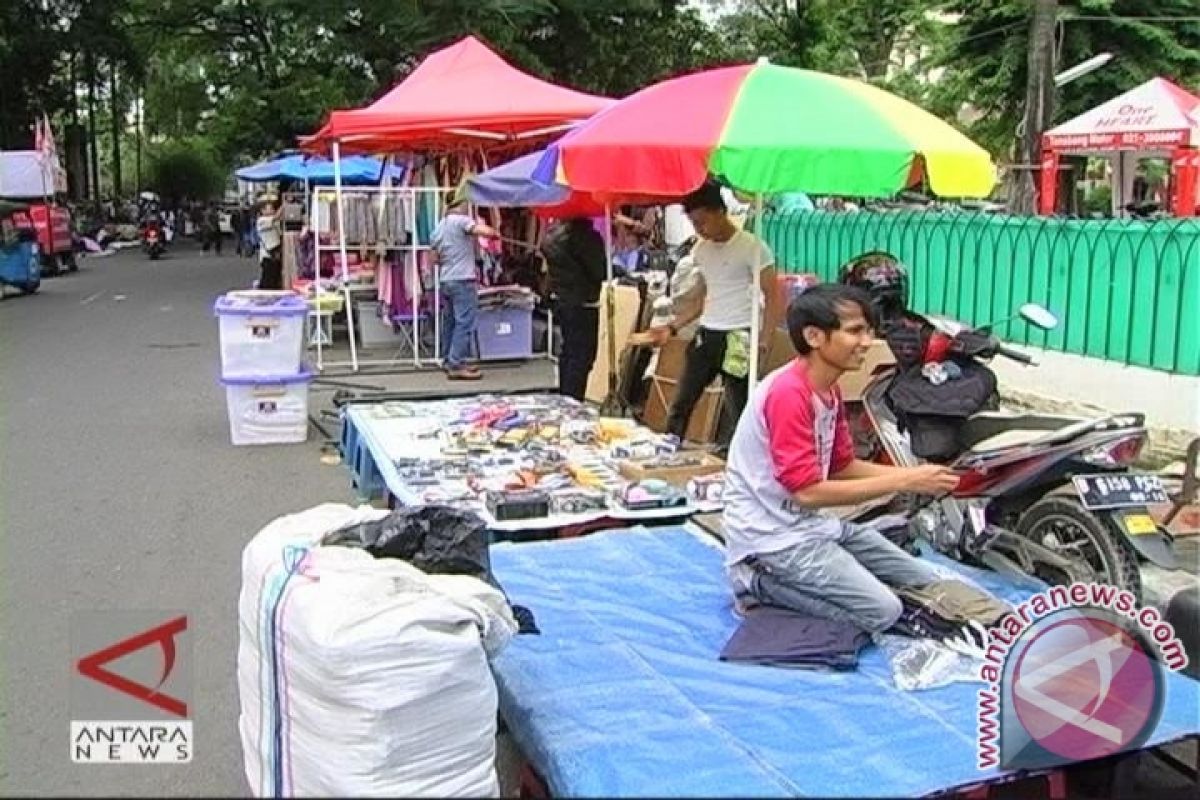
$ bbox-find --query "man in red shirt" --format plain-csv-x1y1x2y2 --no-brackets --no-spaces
722,284,961,632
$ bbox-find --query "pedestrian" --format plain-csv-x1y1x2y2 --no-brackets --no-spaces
230,206,244,256
256,198,283,290
429,194,501,381
541,215,607,400
721,284,960,629
643,180,784,449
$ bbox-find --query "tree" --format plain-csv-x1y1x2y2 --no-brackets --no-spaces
937,1,1200,156
146,138,225,204
0,1,69,148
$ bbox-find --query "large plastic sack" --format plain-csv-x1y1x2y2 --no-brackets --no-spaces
238,503,517,797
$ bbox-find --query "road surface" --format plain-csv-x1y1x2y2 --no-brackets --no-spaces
0,244,352,795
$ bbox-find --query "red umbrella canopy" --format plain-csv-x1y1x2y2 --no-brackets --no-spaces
304,36,612,154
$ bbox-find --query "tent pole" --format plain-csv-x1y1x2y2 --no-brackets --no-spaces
312,183,324,371
599,202,620,415
748,193,764,398
332,140,360,371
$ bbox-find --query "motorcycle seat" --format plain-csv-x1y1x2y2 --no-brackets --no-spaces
959,411,1085,453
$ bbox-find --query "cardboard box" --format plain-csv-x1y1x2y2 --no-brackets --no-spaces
619,453,726,487
641,375,724,444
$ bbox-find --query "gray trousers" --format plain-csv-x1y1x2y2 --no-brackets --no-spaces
747,522,940,633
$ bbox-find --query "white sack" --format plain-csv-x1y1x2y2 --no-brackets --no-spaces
238,503,517,797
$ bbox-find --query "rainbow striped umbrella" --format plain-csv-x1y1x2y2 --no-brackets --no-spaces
535,61,996,199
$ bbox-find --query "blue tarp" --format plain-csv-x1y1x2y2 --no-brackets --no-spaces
465,151,572,208
490,526,1200,798
234,154,404,185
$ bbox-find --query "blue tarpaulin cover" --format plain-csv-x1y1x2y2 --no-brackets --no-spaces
489,525,1200,798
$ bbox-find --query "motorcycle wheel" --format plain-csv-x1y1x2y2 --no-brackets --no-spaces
41,253,61,277
1016,496,1142,598
64,252,79,272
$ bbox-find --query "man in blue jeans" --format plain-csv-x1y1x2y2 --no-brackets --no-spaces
430,198,500,380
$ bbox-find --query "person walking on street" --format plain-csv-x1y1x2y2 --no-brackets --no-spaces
429,196,500,381
542,215,607,400
256,198,284,290
203,204,223,255
643,181,784,449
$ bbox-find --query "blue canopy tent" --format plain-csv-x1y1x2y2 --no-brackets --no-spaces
235,153,404,185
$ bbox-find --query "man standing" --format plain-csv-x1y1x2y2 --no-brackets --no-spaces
645,181,783,447
541,215,607,400
429,197,500,381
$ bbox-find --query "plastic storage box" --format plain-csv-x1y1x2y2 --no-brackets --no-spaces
221,369,313,446
475,306,533,361
355,301,406,348
215,290,307,378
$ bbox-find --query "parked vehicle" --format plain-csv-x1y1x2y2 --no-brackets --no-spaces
0,199,42,295
6,203,74,276
848,302,1178,600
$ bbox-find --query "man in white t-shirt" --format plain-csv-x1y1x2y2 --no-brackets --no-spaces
645,181,783,447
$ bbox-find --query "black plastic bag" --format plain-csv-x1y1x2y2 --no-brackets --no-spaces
321,505,493,584
322,506,541,634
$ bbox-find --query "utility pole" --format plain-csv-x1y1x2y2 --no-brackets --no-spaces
1009,0,1058,214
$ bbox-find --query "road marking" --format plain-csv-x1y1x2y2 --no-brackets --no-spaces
81,292,104,305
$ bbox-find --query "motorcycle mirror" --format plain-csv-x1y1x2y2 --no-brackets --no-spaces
1019,304,1059,331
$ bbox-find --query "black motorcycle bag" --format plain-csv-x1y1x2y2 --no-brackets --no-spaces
886,360,998,462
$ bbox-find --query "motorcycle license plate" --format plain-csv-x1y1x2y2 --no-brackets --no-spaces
1072,473,1170,511
1120,513,1159,536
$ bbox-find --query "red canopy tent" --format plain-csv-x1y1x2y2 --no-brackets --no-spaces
302,36,612,154
1039,77,1200,216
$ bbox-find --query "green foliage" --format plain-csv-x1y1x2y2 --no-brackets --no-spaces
1083,183,1112,214
146,139,225,203
937,0,1200,155
15,0,1200,188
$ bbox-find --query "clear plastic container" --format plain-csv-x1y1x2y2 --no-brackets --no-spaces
214,290,307,378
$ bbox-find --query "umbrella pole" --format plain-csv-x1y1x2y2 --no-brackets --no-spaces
599,203,621,415
748,192,764,397
332,140,360,372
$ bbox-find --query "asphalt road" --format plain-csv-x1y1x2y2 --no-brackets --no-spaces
0,243,353,796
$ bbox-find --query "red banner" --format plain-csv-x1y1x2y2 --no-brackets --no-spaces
1038,150,1060,215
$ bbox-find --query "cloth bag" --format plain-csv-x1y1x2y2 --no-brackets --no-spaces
237,503,516,797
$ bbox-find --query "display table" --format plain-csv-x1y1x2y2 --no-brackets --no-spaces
340,394,723,538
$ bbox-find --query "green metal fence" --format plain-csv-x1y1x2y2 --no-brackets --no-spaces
761,210,1200,376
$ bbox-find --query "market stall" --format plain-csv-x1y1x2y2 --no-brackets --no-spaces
339,392,725,538
1040,77,1200,217
298,36,613,373
534,58,997,398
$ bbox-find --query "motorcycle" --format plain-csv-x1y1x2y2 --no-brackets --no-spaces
849,304,1177,600
142,220,165,260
